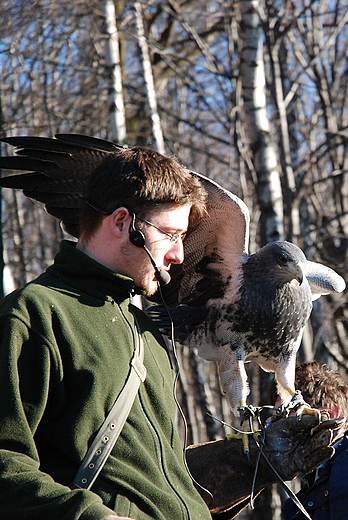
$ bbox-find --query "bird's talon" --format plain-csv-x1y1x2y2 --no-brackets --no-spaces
281,391,321,421
226,430,251,457
296,403,321,420
226,405,259,457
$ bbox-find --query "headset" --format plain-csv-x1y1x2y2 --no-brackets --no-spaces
128,211,171,285
83,198,171,285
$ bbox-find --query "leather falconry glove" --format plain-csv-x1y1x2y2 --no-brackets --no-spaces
185,413,343,519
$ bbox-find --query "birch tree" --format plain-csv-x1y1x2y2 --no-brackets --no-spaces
102,0,127,143
238,0,284,246
134,1,165,153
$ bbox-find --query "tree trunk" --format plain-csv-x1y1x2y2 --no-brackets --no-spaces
134,1,165,154
238,0,284,246
102,0,127,144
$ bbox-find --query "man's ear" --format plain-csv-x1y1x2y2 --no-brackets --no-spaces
109,207,131,238
329,403,340,419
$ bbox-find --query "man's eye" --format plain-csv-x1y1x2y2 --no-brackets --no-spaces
169,232,187,243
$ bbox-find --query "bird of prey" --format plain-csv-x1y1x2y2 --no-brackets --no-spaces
150,240,345,415
0,134,345,425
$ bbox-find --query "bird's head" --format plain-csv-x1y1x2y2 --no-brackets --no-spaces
254,241,306,286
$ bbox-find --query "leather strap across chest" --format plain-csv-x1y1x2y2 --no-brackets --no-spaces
72,312,146,490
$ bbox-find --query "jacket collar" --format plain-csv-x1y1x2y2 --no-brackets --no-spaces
46,240,136,303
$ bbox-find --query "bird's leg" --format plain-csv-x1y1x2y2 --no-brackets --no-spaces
217,343,249,411
237,404,257,458
275,355,320,421
217,343,256,457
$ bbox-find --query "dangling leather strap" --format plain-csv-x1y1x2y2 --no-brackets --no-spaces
71,313,146,490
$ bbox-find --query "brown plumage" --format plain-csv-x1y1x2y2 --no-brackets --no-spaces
0,134,123,236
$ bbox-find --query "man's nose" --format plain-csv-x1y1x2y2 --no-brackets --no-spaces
167,238,185,264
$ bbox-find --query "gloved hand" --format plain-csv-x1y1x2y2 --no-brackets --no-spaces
261,413,341,480
186,412,343,518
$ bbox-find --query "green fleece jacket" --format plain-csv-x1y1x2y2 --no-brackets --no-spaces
0,240,211,520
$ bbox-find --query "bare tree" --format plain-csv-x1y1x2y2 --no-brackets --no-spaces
102,0,127,143
134,1,165,153
238,0,284,246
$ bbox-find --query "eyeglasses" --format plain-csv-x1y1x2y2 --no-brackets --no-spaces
83,198,187,243
137,215,187,243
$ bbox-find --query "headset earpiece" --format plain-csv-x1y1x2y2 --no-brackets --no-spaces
129,212,146,248
129,227,146,248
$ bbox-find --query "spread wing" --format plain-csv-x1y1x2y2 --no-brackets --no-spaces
152,172,250,308
0,133,250,310
0,134,123,237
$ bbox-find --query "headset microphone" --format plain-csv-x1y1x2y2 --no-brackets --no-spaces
143,246,171,285
128,214,171,285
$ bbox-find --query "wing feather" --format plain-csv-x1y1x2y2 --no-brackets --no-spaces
0,134,250,308
151,172,249,307
0,134,123,238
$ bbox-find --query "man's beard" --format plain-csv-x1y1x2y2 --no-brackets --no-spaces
133,277,159,298
121,242,159,296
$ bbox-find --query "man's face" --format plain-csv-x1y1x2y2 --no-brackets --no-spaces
123,204,191,296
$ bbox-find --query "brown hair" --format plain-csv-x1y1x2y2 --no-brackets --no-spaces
80,146,207,237
295,361,348,428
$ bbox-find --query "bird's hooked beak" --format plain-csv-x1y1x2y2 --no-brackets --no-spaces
279,262,304,285
295,264,304,285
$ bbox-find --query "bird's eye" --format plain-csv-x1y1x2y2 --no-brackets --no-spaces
278,255,287,264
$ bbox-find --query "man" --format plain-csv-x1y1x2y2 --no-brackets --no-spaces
282,361,348,520
0,146,341,520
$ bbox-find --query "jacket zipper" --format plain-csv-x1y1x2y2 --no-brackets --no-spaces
140,398,189,520
122,301,190,520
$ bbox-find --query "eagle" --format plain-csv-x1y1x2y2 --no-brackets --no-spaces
0,134,345,425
